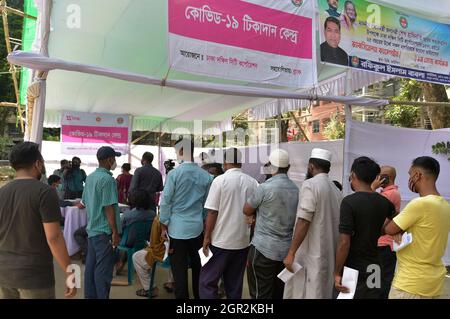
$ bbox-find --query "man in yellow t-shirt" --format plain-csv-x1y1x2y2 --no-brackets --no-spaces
384,156,450,299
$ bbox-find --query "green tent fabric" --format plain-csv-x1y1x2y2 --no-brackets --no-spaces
18,0,449,131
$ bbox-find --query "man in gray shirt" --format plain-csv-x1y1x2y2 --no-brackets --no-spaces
243,149,299,299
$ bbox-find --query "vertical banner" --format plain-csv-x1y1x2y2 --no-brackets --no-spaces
168,0,317,88
318,0,450,84
61,111,131,155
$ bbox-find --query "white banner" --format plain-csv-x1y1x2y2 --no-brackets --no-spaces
168,0,317,88
61,111,131,155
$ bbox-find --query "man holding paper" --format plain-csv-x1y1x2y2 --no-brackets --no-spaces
384,156,450,299
199,148,258,299
244,149,299,299
283,148,343,299
334,157,396,299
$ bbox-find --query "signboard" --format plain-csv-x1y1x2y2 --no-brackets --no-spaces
61,111,131,155
169,0,317,88
318,0,450,84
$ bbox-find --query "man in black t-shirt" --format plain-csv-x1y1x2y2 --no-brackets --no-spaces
334,157,396,299
0,142,77,299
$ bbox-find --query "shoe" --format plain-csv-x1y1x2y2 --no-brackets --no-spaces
163,282,175,293
136,287,158,298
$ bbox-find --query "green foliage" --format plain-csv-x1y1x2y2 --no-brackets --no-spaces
431,141,450,162
0,136,13,160
384,79,421,127
384,104,419,128
323,113,345,140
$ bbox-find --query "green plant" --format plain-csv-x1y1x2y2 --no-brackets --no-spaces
323,113,345,140
0,136,13,160
431,141,450,162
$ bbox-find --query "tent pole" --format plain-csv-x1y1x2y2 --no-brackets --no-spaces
29,0,52,147
342,69,353,194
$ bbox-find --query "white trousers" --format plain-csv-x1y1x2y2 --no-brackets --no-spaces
132,249,151,290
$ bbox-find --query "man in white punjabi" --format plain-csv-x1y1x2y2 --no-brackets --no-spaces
283,148,343,299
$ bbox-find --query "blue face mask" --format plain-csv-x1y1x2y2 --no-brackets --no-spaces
56,184,63,192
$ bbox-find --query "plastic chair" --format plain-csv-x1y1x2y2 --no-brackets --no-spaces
148,256,171,299
117,219,152,285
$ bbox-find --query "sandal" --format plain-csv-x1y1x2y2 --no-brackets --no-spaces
135,287,158,298
163,282,175,293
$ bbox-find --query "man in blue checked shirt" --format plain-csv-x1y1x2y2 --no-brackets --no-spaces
160,137,213,299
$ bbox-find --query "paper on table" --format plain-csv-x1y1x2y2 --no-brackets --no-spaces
277,263,303,283
337,267,359,299
393,232,413,252
198,247,213,267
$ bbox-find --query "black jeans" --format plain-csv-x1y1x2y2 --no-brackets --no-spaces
378,246,397,299
247,245,285,299
169,234,203,299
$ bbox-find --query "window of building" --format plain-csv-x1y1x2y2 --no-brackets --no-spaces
312,120,320,133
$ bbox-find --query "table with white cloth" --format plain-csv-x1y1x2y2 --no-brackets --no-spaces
61,206,88,256
61,204,131,256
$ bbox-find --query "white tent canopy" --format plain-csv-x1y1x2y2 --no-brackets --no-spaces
11,0,449,139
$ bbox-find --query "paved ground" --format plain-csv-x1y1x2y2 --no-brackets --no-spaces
54,259,450,299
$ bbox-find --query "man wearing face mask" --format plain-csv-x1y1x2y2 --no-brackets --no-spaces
47,175,74,208
384,156,450,299
283,148,342,299
0,142,76,299
82,146,122,299
64,156,87,199
334,157,396,299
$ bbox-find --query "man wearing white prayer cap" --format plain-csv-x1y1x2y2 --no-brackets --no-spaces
244,149,299,299
283,148,343,299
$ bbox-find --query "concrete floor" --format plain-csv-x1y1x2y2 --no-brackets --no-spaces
54,258,251,299
54,258,450,299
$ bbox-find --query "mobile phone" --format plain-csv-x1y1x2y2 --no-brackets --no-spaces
380,174,389,186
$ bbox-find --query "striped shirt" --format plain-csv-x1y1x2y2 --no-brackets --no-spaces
82,167,121,238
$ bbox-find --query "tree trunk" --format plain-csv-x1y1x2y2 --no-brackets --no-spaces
419,83,450,129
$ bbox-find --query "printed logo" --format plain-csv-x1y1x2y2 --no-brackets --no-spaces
96,117,102,122
351,56,360,67
291,0,303,7
117,117,124,124
399,16,408,29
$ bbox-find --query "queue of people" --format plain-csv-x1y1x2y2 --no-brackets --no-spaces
0,140,449,300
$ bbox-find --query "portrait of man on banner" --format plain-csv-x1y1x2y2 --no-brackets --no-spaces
320,16,349,66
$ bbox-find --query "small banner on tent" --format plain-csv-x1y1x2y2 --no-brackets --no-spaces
318,0,450,85
61,111,131,155
168,0,317,88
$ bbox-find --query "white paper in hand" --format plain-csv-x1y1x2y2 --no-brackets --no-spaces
277,263,303,283
393,232,413,252
198,247,213,267
163,240,170,261
337,267,359,299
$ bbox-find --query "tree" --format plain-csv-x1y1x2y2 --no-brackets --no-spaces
384,79,450,129
384,79,420,127
419,82,450,129
323,112,345,140
0,0,24,136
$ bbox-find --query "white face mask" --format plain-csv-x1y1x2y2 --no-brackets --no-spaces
111,160,117,171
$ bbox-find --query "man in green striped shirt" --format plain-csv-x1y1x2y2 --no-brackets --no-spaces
82,146,121,299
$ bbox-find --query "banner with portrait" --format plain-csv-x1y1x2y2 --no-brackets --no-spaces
61,111,131,155
318,0,450,84
168,0,317,88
